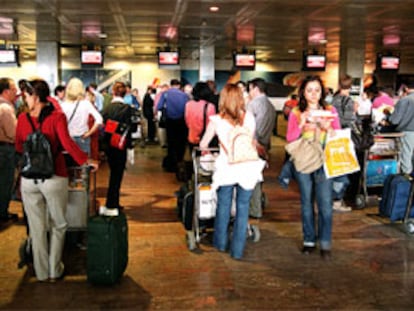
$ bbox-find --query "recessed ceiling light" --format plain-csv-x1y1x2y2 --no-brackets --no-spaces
209,6,219,12
98,33,107,39
288,49,296,54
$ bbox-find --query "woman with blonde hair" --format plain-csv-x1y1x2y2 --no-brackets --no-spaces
61,77,103,155
200,84,265,260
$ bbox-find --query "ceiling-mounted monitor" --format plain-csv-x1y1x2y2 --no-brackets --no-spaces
233,50,256,70
0,47,19,67
302,51,326,71
81,48,104,67
158,51,180,67
378,54,400,70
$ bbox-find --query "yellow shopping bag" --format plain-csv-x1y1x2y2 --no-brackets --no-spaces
324,128,360,178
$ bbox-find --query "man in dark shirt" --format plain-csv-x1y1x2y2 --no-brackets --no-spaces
0,77,18,222
157,79,189,172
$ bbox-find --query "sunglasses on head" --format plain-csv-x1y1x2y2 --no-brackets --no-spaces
21,80,34,95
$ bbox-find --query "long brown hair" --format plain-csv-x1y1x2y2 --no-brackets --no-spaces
219,84,245,125
298,75,327,112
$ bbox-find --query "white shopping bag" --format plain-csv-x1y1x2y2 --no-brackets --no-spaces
127,148,135,165
198,184,216,219
198,184,236,219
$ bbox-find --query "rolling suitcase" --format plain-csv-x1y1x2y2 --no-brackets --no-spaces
87,212,128,285
379,174,414,222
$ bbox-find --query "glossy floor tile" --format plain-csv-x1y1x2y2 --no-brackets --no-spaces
1,137,414,310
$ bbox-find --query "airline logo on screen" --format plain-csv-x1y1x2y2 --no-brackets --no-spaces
159,52,179,65
236,54,255,66
381,56,399,69
307,55,325,68
82,51,102,64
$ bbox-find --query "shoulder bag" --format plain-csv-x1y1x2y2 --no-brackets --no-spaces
285,128,324,174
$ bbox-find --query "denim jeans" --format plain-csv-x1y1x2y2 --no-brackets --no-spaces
332,175,350,201
213,184,253,259
294,167,333,250
73,136,91,156
278,159,294,189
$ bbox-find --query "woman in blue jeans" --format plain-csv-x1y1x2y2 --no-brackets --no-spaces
200,84,265,260
286,76,341,260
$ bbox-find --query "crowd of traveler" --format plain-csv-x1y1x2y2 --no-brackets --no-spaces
1,71,413,282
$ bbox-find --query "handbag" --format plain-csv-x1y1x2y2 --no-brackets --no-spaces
110,127,129,150
158,93,167,128
158,106,167,128
285,129,324,174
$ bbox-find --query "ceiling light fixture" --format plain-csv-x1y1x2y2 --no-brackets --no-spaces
209,6,219,12
288,49,296,54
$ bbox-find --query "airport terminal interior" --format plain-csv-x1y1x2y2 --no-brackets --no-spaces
1,1,414,310
1,137,414,310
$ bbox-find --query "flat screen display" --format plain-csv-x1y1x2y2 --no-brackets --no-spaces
380,56,400,70
158,51,180,65
233,52,256,70
0,50,16,63
0,49,18,66
81,50,103,65
305,54,326,70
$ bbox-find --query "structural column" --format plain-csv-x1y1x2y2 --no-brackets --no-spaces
338,5,366,90
36,14,61,89
199,45,215,81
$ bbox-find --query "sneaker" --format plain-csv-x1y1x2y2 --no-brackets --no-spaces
103,208,119,217
333,200,352,212
98,206,107,215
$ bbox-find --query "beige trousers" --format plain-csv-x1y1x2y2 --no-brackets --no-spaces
21,175,68,281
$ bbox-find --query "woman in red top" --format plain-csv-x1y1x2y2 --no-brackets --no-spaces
184,81,216,150
15,79,97,282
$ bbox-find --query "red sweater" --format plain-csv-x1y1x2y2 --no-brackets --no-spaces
15,110,88,177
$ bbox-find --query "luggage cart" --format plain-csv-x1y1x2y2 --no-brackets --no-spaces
66,164,96,231
185,147,219,250
355,132,403,209
186,147,261,250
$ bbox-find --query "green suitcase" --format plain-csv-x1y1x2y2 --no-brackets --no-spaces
87,212,128,285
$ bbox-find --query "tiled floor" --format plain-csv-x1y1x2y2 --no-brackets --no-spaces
1,137,414,310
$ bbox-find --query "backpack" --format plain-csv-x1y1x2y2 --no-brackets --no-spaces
21,113,54,181
222,115,259,164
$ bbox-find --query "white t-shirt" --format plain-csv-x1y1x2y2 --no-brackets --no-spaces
61,99,103,137
357,97,372,116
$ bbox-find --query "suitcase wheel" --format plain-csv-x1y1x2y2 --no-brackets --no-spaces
355,194,366,209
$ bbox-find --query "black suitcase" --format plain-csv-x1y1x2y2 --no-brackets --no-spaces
175,184,194,230
87,212,128,285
